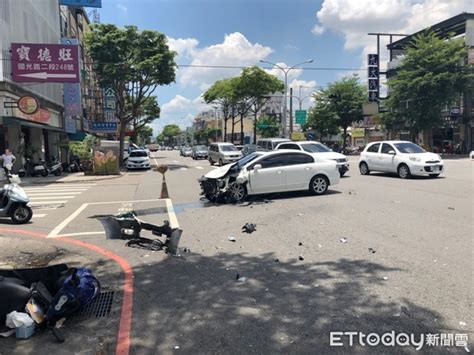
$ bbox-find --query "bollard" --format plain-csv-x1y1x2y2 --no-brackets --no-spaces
156,164,169,199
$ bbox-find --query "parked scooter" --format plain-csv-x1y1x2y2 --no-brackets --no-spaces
68,155,81,173
0,174,33,224
18,159,48,178
45,156,62,176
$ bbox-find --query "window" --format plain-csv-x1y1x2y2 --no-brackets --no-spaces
286,153,314,165
129,151,148,157
394,142,425,154
301,143,331,153
277,143,301,150
220,145,237,152
367,143,380,153
381,143,394,154
257,154,287,169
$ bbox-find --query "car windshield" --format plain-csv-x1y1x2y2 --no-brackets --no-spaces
235,152,262,168
129,151,148,157
301,143,332,153
196,146,207,150
394,142,425,154
220,145,237,152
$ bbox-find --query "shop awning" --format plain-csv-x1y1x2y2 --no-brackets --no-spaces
2,117,65,133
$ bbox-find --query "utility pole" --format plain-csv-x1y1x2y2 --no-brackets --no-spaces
289,87,293,137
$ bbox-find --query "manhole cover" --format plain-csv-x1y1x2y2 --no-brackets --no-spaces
73,291,115,319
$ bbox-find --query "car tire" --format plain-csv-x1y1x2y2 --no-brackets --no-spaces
219,159,223,166
309,175,329,195
10,205,33,224
339,171,346,178
359,162,370,175
209,158,214,166
429,174,440,178
397,164,411,179
228,182,247,203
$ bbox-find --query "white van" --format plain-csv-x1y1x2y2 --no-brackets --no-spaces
256,138,291,151
208,143,242,166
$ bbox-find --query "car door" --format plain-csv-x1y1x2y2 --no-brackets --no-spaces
378,143,397,172
365,143,381,170
284,153,315,190
247,154,287,194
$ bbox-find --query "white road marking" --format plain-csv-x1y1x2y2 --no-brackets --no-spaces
47,203,89,238
32,214,46,218
179,167,188,171
58,231,105,237
30,200,68,205
165,198,180,229
88,198,163,205
29,196,76,200
195,166,204,170
27,192,83,196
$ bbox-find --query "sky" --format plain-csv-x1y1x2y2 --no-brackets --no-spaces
98,0,473,135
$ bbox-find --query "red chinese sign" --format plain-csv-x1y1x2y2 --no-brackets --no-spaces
11,43,80,83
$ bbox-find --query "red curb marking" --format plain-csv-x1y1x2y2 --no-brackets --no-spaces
0,228,133,355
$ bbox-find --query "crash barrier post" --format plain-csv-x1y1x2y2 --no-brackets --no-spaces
156,165,169,199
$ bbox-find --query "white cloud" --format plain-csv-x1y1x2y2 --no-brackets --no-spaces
264,62,304,83
167,37,199,60
288,79,318,109
178,32,273,89
117,4,127,12
313,0,472,84
312,25,325,35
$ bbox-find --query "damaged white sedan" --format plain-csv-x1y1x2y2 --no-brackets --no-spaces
199,150,340,203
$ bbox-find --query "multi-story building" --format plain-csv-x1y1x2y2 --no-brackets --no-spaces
386,13,474,153
0,0,65,168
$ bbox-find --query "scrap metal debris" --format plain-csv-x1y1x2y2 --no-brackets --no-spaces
235,274,247,282
242,223,257,234
368,248,376,254
227,236,237,242
448,207,455,210
340,237,348,243
298,256,304,261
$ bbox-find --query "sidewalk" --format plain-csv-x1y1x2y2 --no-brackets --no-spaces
19,172,124,185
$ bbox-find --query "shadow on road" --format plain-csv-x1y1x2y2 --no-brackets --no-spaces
129,252,457,354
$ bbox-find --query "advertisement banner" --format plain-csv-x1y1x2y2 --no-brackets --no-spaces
12,43,80,83
60,0,102,8
92,122,117,133
65,117,77,134
61,38,82,117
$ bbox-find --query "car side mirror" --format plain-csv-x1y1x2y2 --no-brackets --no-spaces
388,150,396,155
253,164,262,171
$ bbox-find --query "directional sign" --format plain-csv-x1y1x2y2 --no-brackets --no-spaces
60,0,102,7
91,122,117,133
295,110,307,125
12,43,80,83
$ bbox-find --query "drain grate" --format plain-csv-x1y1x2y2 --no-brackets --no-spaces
73,291,115,319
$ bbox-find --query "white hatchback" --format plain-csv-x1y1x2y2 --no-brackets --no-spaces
358,141,444,179
126,149,151,170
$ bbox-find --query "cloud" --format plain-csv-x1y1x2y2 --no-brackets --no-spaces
167,37,199,60
117,4,127,12
311,25,325,36
178,32,273,89
264,62,304,83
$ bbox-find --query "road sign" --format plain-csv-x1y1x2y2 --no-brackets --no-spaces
12,43,80,83
91,122,117,133
295,110,307,125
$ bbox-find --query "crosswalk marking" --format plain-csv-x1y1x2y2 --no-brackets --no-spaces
27,192,83,196
30,200,68,205
32,214,46,218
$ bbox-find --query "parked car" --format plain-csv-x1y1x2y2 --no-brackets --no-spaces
358,141,444,179
147,144,159,152
181,146,193,157
256,138,291,151
208,143,243,166
242,144,257,156
275,141,349,177
199,150,340,202
192,145,208,160
126,149,151,170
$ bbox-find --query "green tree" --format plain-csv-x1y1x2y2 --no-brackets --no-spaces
306,99,339,141
85,24,176,165
136,125,154,145
256,116,279,138
384,32,473,147
131,96,160,139
317,76,366,149
160,124,180,146
236,66,284,143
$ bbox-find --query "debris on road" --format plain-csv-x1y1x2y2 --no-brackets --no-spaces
242,223,257,234
227,236,237,242
298,242,303,246
274,258,279,262
298,255,304,261
236,274,247,282
448,207,455,210
382,276,388,281
340,237,348,243
297,213,304,216
174,345,180,350
368,248,376,254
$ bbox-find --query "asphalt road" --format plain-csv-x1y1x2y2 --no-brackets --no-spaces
1,151,472,354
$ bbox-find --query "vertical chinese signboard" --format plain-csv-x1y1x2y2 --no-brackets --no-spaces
367,54,379,103
11,43,80,83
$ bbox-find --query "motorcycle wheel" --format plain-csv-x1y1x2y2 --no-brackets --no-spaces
18,171,26,178
41,170,48,177
54,169,62,176
10,205,33,224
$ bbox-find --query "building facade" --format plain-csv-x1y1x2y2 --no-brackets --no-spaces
386,13,474,153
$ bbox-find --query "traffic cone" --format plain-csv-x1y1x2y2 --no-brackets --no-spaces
160,174,169,199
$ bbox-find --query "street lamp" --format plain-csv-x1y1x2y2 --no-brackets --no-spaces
259,59,313,137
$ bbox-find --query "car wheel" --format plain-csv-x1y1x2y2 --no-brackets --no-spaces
219,159,223,166
339,171,346,178
359,162,370,175
10,205,33,224
209,158,214,166
309,175,329,195
228,182,247,203
397,164,411,179
429,174,440,178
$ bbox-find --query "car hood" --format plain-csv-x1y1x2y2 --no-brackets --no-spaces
128,157,149,162
195,150,208,154
309,152,346,160
204,164,234,179
405,152,441,161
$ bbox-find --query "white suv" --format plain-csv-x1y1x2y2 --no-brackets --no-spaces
275,141,349,177
359,141,444,179
208,143,243,166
